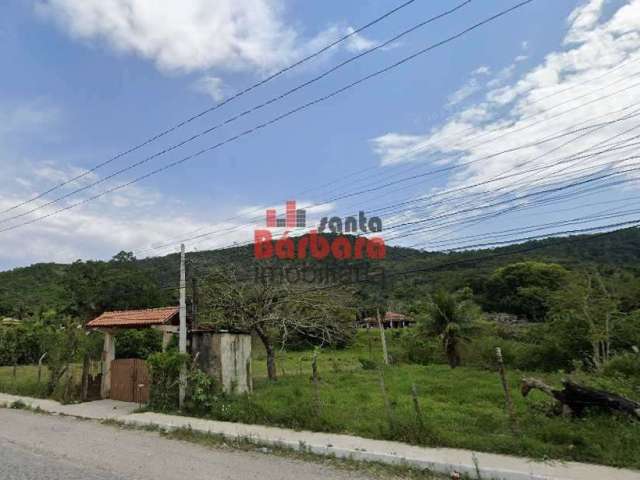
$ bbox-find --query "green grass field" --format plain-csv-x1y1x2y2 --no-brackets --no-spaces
0,364,50,398
242,330,640,469
2,330,639,469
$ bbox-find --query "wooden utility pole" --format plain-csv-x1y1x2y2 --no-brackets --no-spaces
377,309,389,365
179,244,187,410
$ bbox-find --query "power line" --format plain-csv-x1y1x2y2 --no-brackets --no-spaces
141,100,640,255
0,0,422,218
2,1,472,226
0,0,535,236
177,79,640,251
137,54,640,253
178,221,640,295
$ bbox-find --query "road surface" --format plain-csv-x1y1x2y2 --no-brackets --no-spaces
0,409,380,480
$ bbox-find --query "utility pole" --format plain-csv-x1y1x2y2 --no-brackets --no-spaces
179,244,187,410
191,277,198,330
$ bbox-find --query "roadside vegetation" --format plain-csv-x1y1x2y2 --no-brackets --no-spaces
2,233,640,469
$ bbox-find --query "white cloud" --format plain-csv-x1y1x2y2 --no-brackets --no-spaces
486,64,516,89
472,65,491,76
446,65,496,108
192,75,227,102
565,0,605,44
35,0,361,76
0,99,59,139
36,0,295,73
0,99,242,267
0,166,267,267
344,26,377,53
447,78,481,108
370,0,640,222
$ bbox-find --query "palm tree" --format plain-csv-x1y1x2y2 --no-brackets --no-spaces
442,323,463,368
423,290,477,368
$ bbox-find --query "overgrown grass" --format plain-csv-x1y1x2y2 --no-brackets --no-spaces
201,331,640,470
0,364,49,398
4,330,640,469
0,363,85,401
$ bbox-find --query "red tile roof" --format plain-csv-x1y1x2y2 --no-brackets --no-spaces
86,307,179,328
362,311,413,322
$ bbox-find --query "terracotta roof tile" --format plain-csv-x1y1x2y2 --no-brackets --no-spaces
362,312,413,322
86,307,179,328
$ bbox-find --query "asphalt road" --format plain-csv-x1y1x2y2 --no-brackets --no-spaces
0,409,376,480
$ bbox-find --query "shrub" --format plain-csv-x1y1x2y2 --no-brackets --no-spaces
147,351,189,411
611,312,640,352
397,333,442,365
603,353,640,384
185,368,219,415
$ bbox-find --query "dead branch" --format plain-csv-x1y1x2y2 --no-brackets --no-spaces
521,377,640,420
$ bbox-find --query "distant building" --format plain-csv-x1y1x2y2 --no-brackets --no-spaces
1,317,21,326
359,311,415,329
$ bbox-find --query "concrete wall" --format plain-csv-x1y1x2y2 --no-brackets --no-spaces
100,332,116,399
192,333,252,394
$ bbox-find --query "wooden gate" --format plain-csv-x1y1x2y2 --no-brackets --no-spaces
110,359,150,403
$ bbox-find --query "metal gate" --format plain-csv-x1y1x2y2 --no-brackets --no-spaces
110,358,150,403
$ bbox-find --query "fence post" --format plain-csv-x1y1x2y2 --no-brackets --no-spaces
496,347,518,434
37,353,47,385
411,383,426,438
376,309,389,365
378,366,395,434
81,354,90,401
311,348,321,416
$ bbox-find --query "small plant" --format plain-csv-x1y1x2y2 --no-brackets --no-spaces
358,357,378,370
187,368,219,415
10,399,27,410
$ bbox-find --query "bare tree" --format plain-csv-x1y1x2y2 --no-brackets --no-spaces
199,269,353,381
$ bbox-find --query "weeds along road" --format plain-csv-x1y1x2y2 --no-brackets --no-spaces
0,409,381,480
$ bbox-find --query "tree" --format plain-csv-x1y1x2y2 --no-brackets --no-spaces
43,318,87,395
548,271,620,370
420,289,478,368
199,269,353,381
483,262,569,321
62,255,168,323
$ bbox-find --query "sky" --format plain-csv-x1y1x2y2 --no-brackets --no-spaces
1,0,640,270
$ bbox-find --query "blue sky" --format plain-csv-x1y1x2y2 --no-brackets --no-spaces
1,0,639,269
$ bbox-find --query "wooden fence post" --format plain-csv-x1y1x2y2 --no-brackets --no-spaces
37,353,47,385
496,347,518,434
311,348,321,416
411,384,426,437
378,366,395,433
81,354,90,401
377,309,389,365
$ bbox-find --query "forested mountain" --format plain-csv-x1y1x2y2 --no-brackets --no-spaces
2,227,640,321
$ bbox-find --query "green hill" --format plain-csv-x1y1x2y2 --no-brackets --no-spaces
1,227,639,320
